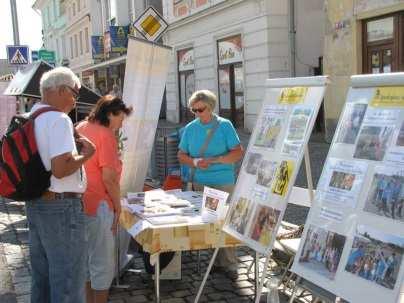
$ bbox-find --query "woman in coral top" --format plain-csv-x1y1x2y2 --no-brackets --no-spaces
76,95,132,303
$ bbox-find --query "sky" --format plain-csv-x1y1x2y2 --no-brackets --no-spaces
0,0,42,60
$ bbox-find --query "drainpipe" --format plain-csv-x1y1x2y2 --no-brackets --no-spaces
289,0,296,77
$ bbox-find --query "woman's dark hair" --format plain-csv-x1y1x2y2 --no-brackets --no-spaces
88,94,132,126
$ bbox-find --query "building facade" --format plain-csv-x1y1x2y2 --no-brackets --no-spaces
324,0,404,141
162,0,325,131
33,0,67,65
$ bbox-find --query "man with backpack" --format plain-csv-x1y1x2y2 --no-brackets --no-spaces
26,67,95,302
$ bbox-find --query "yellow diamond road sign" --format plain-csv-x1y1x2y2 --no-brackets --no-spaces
133,7,168,42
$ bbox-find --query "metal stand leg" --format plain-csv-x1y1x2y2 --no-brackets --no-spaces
194,247,219,303
288,276,301,303
255,252,259,296
304,146,315,202
155,253,160,303
254,255,271,303
113,227,129,288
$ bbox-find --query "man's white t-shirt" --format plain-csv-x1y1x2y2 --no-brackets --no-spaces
30,103,86,193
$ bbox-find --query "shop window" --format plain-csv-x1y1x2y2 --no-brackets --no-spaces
217,35,244,128
77,0,81,12
177,48,195,123
80,31,83,55
70,36,73,59
85,28,89,53
74,34,78,57
363,12,404,73
73,2,76,16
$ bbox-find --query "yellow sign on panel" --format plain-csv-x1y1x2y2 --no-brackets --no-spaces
141,15,161,36
370,87,404,107
272,160,294,197
278,87,308,104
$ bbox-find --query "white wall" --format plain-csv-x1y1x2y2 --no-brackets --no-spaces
294,0,325,76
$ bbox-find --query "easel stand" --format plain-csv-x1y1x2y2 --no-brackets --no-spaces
195,146,315,303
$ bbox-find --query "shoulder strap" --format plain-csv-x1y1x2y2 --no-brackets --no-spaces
30,106,61,120
189,115,220,183
198,115,220,158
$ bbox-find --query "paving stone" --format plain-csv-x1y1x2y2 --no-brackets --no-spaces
124,294,148,302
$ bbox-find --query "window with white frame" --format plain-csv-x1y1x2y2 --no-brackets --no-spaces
74,34,78,57
70,36,73,59
85,27,89,53
80,31,83,55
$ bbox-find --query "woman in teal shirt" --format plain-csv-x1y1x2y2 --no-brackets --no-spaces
178,89,244,274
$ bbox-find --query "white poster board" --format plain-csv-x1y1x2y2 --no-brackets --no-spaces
0,82,17,137
120,37,172,194
222,76,328,255
292,73,404,303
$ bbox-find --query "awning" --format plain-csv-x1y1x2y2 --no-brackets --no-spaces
81,55,127,72
3,60,100,104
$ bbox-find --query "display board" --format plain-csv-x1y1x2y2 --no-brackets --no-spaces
0,82,17,137
120,37,172,194
292,73,404,303
222,76,328,255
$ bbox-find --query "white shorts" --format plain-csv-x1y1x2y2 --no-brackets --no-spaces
86,201,115,290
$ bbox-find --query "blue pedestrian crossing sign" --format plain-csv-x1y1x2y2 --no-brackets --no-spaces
7,45,29,65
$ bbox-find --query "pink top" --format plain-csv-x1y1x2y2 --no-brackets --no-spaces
76,121,122,216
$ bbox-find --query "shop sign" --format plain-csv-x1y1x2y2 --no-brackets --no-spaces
133,6,168,42
38,49,56,64
91,36,104,59
218,35,242,65
104,32,111,57
178,48,194,72
110,26,129,53
82,70,94,77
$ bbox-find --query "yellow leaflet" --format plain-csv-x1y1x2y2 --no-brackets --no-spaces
371,87,404,107
272,160,294,197
278,87,308,104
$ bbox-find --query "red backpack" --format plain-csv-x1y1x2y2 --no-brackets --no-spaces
0,107,59,201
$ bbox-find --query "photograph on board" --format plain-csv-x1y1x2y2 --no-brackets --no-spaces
228,197,253,235
271,160,294,197
284,106,312,142
248,205,280,248
329,171,355,191
336,103,367,144
204,196,220,211
345,225,404,290
245,152,263,175
254,111,284,149
396,121,404,147
256,160,278,188
353,126,394,161
317,158,367,208
299,225,346,280
363,166,404,222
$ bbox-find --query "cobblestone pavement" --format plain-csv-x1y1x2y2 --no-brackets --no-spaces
0,136,330,303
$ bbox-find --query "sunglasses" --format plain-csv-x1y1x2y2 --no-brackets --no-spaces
65,86,80,100
191,106,207,113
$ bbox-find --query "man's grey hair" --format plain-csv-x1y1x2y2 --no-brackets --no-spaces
40,67,81,98
188,90,217,111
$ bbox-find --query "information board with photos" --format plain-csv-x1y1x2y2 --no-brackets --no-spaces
292,73,404,303
222,76,328,255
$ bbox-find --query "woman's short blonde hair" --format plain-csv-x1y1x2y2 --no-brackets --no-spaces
188,90,217,111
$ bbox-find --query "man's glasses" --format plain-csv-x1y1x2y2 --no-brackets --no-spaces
191,106,206,114
65,86,80,100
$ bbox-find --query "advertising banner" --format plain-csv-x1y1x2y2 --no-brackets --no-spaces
218,35,242,65
292,73,404,303
110,26,129,53
222,76,328,255
91,36,104,59
120,37,172,194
